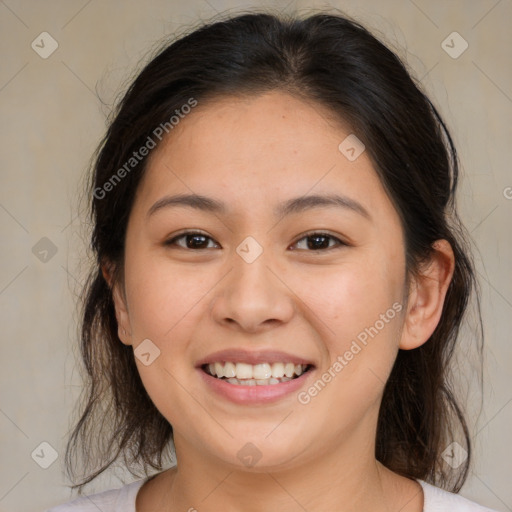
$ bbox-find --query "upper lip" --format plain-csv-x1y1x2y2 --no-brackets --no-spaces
196,349,316,367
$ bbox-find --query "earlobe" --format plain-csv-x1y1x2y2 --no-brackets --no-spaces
112,285,133,346
399,239,455,350
101,263,113,288
101,262,133,346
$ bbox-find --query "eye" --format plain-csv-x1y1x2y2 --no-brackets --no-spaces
164,231,219,250
164,230,348,252
291,231,347,252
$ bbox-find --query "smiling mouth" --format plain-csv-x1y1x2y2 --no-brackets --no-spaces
202,362,314,386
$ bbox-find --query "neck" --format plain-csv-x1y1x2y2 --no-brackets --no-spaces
145,431,423,512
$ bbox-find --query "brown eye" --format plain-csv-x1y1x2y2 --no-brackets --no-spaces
165,232,218,250
164,231,348,252
291,232,346,251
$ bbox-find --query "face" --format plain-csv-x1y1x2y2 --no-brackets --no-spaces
114,91,409,472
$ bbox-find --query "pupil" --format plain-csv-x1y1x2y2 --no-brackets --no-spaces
188,235,207,248
308,235,328,250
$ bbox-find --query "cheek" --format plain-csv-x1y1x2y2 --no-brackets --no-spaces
122,252,210,424
304,256,401,345
124,250,211,340
303,252,403,393
297,286,401,434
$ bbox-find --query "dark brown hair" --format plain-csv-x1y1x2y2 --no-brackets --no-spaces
66,9,482,494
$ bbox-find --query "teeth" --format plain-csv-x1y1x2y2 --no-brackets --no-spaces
206,361,309,381
235,362,253,379
224,361,236,378
225,376,293,386
284,363,295,378
271,362,285,378
214,362,225,378
253,363,272,379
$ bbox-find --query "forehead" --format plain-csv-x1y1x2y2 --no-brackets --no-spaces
159,91,352,159
136,91,395,224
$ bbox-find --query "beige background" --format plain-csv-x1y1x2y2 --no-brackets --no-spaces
0,0,511,511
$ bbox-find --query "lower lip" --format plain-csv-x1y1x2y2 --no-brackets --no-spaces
197,367,315,405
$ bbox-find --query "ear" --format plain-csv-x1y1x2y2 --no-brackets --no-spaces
399,239,455,350
101,262,133,346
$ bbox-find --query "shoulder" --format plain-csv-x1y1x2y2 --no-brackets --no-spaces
419,480,499,512
43,478,148,512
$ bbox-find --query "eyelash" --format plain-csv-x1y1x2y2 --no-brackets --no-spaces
164,231,348,252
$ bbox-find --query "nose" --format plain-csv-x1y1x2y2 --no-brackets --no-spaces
209,250,295,334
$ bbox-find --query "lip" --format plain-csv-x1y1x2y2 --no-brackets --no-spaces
195,348,315,367
197,365,316,405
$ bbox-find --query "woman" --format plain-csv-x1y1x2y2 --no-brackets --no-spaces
46,10,497,512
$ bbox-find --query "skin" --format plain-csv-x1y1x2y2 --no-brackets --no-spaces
104,90,455,512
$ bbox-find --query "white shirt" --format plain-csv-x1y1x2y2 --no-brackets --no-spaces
44,477,499,511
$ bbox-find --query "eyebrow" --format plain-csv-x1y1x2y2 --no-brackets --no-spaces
147,193,371,220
